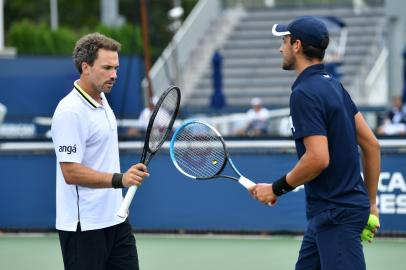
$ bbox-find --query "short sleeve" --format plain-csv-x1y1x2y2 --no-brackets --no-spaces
343,87,358,116
51,110,87,163
290,89,327,140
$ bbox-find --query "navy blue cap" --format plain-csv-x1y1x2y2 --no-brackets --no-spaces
272,16,329,49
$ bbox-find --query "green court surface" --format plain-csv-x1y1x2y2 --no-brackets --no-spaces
0,233,404,270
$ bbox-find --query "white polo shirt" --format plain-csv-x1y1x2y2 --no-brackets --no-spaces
51,80,124,231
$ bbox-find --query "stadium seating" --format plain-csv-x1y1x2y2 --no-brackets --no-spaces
184,5,385,111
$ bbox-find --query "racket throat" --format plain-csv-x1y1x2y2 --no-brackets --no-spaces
238,176,256,189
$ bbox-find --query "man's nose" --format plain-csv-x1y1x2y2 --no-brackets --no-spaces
111,69,117,79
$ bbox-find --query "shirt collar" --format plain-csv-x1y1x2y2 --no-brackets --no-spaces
291,64,326,91
73,80,102,109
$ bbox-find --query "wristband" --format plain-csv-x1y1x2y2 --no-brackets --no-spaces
112,173,124,189
272,175,294,196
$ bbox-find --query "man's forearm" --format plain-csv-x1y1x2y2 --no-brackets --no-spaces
60,162,114,188
361,148,381,205
286,152,328,187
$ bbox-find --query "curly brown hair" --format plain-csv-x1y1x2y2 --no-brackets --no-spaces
73,32,121,74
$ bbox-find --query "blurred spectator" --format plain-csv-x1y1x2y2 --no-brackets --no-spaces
377,96,406,135
0,102,7,125
244,97,270,136
321,16,346,81
323,35,343,80
324,48,342,80
138,96,159,131
127,96,158,137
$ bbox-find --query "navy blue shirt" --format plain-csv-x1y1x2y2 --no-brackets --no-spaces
290,64,369,218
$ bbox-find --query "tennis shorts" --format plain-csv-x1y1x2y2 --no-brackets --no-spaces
295,207,369,270
58,220,139,270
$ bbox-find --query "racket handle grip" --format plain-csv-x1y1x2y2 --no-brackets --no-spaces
238,176,256,189
117,185,138,219
239,176,274,207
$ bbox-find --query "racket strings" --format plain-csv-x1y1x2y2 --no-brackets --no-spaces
149,89,179,152
173,122,226,178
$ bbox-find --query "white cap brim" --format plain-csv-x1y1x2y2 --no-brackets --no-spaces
272,24,291,36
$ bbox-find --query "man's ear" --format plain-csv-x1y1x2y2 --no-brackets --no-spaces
293,39,302,53
81,62,89,75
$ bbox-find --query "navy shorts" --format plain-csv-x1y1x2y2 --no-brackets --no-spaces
295,207,369,270
58,220,139,270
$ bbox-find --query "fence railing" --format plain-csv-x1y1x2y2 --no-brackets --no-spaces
364,47,389,105
222,0,384,8
144,0,221,99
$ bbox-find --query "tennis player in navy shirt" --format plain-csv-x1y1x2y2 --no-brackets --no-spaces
249,16,381,269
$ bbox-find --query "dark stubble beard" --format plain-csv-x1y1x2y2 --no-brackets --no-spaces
93,81,114,94
282,56,295,71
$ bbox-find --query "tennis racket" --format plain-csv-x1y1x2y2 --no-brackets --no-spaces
170,120,265,197
117,85,181,218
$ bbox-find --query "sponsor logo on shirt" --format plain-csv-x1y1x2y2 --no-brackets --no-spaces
58,145,77,154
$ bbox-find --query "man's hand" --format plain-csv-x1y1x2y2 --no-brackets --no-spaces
370,204,379,219
249,183,277,205
361,213,380,243
122,163,149,187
